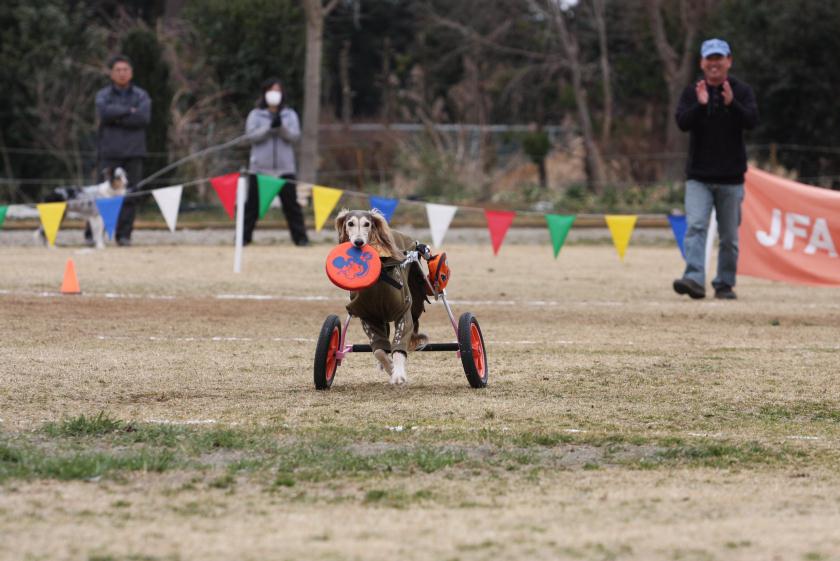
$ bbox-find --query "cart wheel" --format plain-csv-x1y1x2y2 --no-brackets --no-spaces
314,315,342,390
458,312,488,388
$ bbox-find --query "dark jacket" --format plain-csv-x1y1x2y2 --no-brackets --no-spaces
95,83,151,159
675,75,758,184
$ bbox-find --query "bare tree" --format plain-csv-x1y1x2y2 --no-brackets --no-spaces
299,0,341,184
339,40,353,128
157,18,245,200
31,60,103,185
541,0,608,192
646,0,718,179
431,0,610,193
592,0,613,146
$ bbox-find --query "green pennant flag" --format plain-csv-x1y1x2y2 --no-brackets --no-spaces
546,214,576,258
0,205,7,230
257,175,285,219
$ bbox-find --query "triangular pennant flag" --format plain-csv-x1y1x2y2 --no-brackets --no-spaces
426,203,457,248
257,175,285,219
369,196,399,223
605,214,638,261
545,214,576,258
36,202,67,247
210,173,240,220
95,196,124,240
152,185,183,232
312,185,343,231
0,205,8,229
667,214,687,259
485,210,516,256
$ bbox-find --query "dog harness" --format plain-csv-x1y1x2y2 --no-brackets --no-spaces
345,231,426,355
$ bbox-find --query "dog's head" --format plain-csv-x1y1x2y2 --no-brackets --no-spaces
101,167,128,195
335,208,401,257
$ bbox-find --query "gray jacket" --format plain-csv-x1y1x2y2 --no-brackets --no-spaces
245,107,301,176
95,83,151,159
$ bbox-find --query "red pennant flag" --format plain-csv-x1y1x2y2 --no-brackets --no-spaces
210,173,240,220
484,210,516,255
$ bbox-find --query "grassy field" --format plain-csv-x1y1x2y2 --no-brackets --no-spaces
1,241,840,561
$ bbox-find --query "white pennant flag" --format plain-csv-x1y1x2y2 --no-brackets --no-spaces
426,203,457,248
152,185,183,232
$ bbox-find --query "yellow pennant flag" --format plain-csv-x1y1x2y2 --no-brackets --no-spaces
37,202,67,247
312,185,343,232
605,214,637,261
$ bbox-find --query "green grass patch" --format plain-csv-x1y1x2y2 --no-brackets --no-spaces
0,444,176,482
654,440,783,468
208,473,236,489
758,402,840,423
273,442,467,482
363,487,434,508
1,416,827,485
43,412,124,437
512,431,576,447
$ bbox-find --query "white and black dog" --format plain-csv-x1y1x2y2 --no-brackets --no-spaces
335,209,429,385
39,167,128,249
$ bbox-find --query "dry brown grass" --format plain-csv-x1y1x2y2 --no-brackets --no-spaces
1,243,840,561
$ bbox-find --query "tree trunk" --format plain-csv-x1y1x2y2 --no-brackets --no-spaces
553,6,608,193
646,0,718,180
464,49,494,200
381,37,394,126
665,80,688,180
300,0,340,184
593,0,613,147
538,159,548,189
339,40,352,129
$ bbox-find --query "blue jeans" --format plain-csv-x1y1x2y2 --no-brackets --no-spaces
682,179,744,289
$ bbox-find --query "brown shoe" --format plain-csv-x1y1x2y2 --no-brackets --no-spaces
673,278,706,299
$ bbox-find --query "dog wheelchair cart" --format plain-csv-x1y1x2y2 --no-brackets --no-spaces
314,244,488,390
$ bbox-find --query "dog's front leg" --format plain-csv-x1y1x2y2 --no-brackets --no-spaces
90,216,105,249
390,351,407,385
389,313,412,385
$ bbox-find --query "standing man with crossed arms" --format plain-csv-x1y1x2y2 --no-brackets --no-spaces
95,54,151,246
672,38,759,300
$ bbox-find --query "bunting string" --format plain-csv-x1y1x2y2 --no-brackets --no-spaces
0,170,668,259
0,126,681,259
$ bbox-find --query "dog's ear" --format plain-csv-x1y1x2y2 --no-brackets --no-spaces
369,210,402,257
101,167,113,182
335,208,350,243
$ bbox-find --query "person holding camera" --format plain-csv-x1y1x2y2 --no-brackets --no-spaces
243,77,308,246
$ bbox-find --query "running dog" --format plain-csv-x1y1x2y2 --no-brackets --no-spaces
39,167,128,249
335,209,429,385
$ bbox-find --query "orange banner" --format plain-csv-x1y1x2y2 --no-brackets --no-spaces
739,167,840,286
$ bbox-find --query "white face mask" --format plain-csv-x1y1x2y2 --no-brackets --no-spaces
265,90,282,107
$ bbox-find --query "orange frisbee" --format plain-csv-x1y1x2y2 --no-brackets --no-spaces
326,242,381,290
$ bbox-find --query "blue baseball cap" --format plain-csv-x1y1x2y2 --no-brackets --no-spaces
701,38,731,58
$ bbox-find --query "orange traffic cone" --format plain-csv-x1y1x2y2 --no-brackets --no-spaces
60,258,81,295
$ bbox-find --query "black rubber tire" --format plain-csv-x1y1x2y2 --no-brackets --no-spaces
458,312,488,388
314,315,341,390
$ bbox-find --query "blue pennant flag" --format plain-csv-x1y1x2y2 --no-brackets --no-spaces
369,196,399,223
95,196,125,239
668,214,687,259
